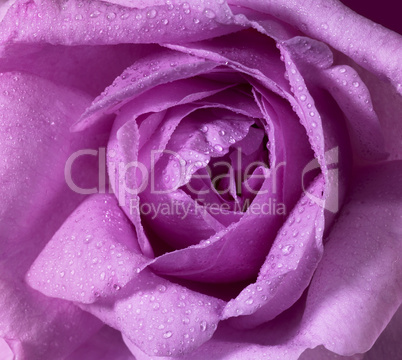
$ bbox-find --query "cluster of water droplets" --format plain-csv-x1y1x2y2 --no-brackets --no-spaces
223,178,324,319
115,277,222,356
7,0,236,45
277,43,327,170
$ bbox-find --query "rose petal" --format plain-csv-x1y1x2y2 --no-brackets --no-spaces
355,67,402,160
166,29,292,98
363,305,402,360
26,194,149,304
80,269,224,357
228,0,402,94
123,299,308,359
0,339,13,360
302,161,402,355
282,36,386,161
65,326,135,360
299,346,363,360
223,175,325,327
73,49,219,131
0,43,149,97
0,278,102,360
1,0,241,47
0,72,109,359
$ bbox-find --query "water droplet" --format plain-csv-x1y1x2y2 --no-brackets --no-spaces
158,285,167,292
203,8,216,19
200,125,208,133
200,320,207,331
75,14,83,20
60,271,65,277
309,111,315,117
106,12,116,21
163,331,173,338
282,245,294,255
352,81,360,88
113,284,121,291
321,22,328,29
214,144,223,152
120,13,130,20
245,297,254,305
147,9,157,19
90,10,101,18
100,272,106,281
219,130,225,136
339,68,346,73
300,94,307,101
161,18,169,25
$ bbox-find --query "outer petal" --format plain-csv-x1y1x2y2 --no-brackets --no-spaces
80,269,224,357
302,161,402,355
26,194,149,304
73,49,219,131
281,36,386,161
124,299,308,360
65,326,135,360
0,43,150,97
299,346,363,360
0,339,13,360
0,0,241,46
228,0,402,93
223,175,325,327
363,305,402,360
0,72,108,359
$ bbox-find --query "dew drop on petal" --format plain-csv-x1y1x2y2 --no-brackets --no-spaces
200,125,208,133
147,9,157,19
282,245,294,255
106,12,116,21
214,144,223,152
203,8,216,19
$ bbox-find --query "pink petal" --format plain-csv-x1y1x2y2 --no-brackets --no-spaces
124,300,308,359
0,339,13,360
299,346,363,360
228,0,402,94
363,305,402,360
26,194,149,304
0,72,109,358
80,269,224,357
166,29,292,98
223,175,325,327
0,43,148,97
281,36,386,161
1,0,241,46
0,279,102,360
302,161,402,355
74,49,219,131
65,326,135,360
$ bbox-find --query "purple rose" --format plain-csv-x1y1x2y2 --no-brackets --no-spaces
0,0,401,359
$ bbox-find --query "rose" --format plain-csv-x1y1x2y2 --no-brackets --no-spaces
0,0,401,359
